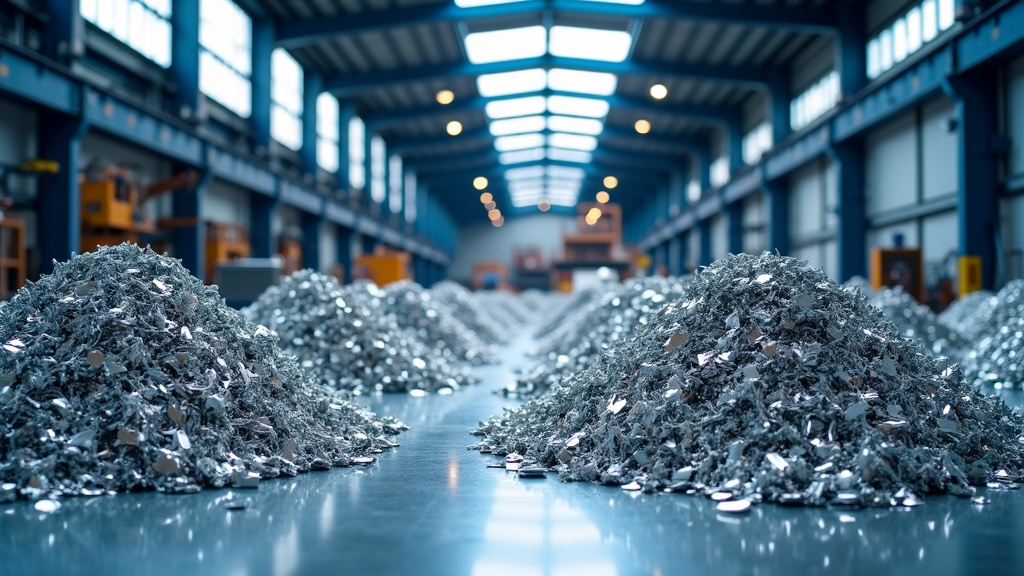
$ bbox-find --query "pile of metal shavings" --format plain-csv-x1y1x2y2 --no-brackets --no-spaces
473,252,1024,507
429,281,508,344
959,281,1024,390
532,284,608,339
382,280,497,365
507,276,690,399
474,290,537,327
842,276,875,296
869,285,968,361
938,290,996,341
245,271,473,395
0,245,405,501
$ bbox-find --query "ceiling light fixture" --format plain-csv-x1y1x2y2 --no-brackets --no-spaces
635,119,651,134
538,199,551,211
488,209,501,221
436,90,455,105
596,190,610,203
649,84,668,100
446,120,463,136
479,192,493,203
603,175,618,189
473,176,489,190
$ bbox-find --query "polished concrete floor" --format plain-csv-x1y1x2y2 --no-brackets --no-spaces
3,330,1024,576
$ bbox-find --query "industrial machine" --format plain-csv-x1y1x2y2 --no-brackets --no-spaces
472,262,508,290
278,235,302,276
553,202,630,291
204,222,251,284
870,247,924,302
0,158,57,296
80,165,199,251
355,249,411,286
513,248,551,291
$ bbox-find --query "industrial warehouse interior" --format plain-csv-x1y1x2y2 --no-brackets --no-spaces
1,0,1024,574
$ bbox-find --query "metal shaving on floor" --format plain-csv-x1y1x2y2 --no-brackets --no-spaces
960,281,1024,389
938,289,996,341
245,271,474,395
472,253,1024,507
429,281,509,345
0,245,405,501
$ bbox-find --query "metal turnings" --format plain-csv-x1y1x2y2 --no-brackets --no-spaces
472,253,1024,507
0,245,404,501
244,271,475,395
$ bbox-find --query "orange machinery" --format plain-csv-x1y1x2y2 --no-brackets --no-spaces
870,247,924,302
355,249,411,287
80,166,200,250
0,217,25,300
278,236,302,276
204,222,251,284
472,261,509,290
552,202,630,291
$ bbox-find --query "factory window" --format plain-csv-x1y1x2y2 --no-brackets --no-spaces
316,93,340,173
389,156,404,214
709,157,730,188
348,116,366,190
404,172,417,223
199,0,252,117
370,135,387,204
80,0,171,67
866,0,956,80
271,49,303,151
742,122,773,165
789,70,839,131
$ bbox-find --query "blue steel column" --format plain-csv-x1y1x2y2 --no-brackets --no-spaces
699,221,712,267
251,19,274,152
945,70,999,289
336,225,353,283
172,168,209,280
300,211,323,271
171,0,201,120
764,180,791,255
300,72,322,176
38,114,88,273
677,231,690,274
696,149,712,192
338,101,354,191
727,203,744,255
361,233,377,255
668,236,681,276
250,194,277,258
45,0,84,62
837,4,867,97
829,141,867,281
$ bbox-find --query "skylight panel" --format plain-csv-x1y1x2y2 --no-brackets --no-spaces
547,68,617,96
489,115,546,136
579,0,645,4
547,95,610,118
477,69,546,97
546,148,593,163
547,115,603,135
548,132,598,151
499,148,545,165
465,26,546,64
547,178,583,191
506,165,545,180
508,178,545,190
455,0,528,6
486,95,547,119
495,133,546,152
510,190,545,207
549,26,633,62
547,165,586,179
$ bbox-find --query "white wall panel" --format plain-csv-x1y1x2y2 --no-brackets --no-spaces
450,214,574,283
921,210,958,285
921,98,958,200
742,193,766,254
710,214,728,260
1001,196,1024,282
868,221,919,250
789,163,824,235
273,204,300,239
1008,55,1024,183
687,227,701,272
865,111,918,215
319,222,337,273
202,179,250,225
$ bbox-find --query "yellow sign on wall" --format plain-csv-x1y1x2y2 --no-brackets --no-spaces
958,256,982,296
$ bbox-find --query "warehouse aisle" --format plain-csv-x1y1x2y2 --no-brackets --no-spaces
2,330,1024,576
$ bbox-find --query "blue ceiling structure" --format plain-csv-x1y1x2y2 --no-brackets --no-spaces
250,0,840,224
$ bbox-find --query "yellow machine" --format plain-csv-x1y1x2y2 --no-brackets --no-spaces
204,222,251,284
356,250,411,286
80,165,200,250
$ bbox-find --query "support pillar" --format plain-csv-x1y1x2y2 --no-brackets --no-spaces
829,142,867,281
250,19,274,152
361,233,377,255
172,169,209,281
769,70,792,142
171,0,201,120
945,70,1000,290
677,232,690,275
668,236,681,277
338,101,354,191
300,212,323,271
300,73,322,176
764,180,791,256
250,194,277,258
699,221,712,267
727,202,744,255
45,0,84,62
837,4,867,98
38,114,87,274
726,116,744,173
336,225,353,283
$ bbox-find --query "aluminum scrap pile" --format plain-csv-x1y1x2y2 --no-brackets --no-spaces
245,272,473,395
473,253,1024,506
509,276,689,398
474,290,537,327
961,280,1024,389
939,289,998,341
382,281,497,365
0,245,404,501
843,276,875,296
533,284,607,338
429,281,508,344
869,285,968,360
519,289,568,319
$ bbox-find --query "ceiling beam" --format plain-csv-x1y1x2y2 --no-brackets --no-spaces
366,89,740,129
325,55,770,96
275,0,838,49
414,156,672,183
